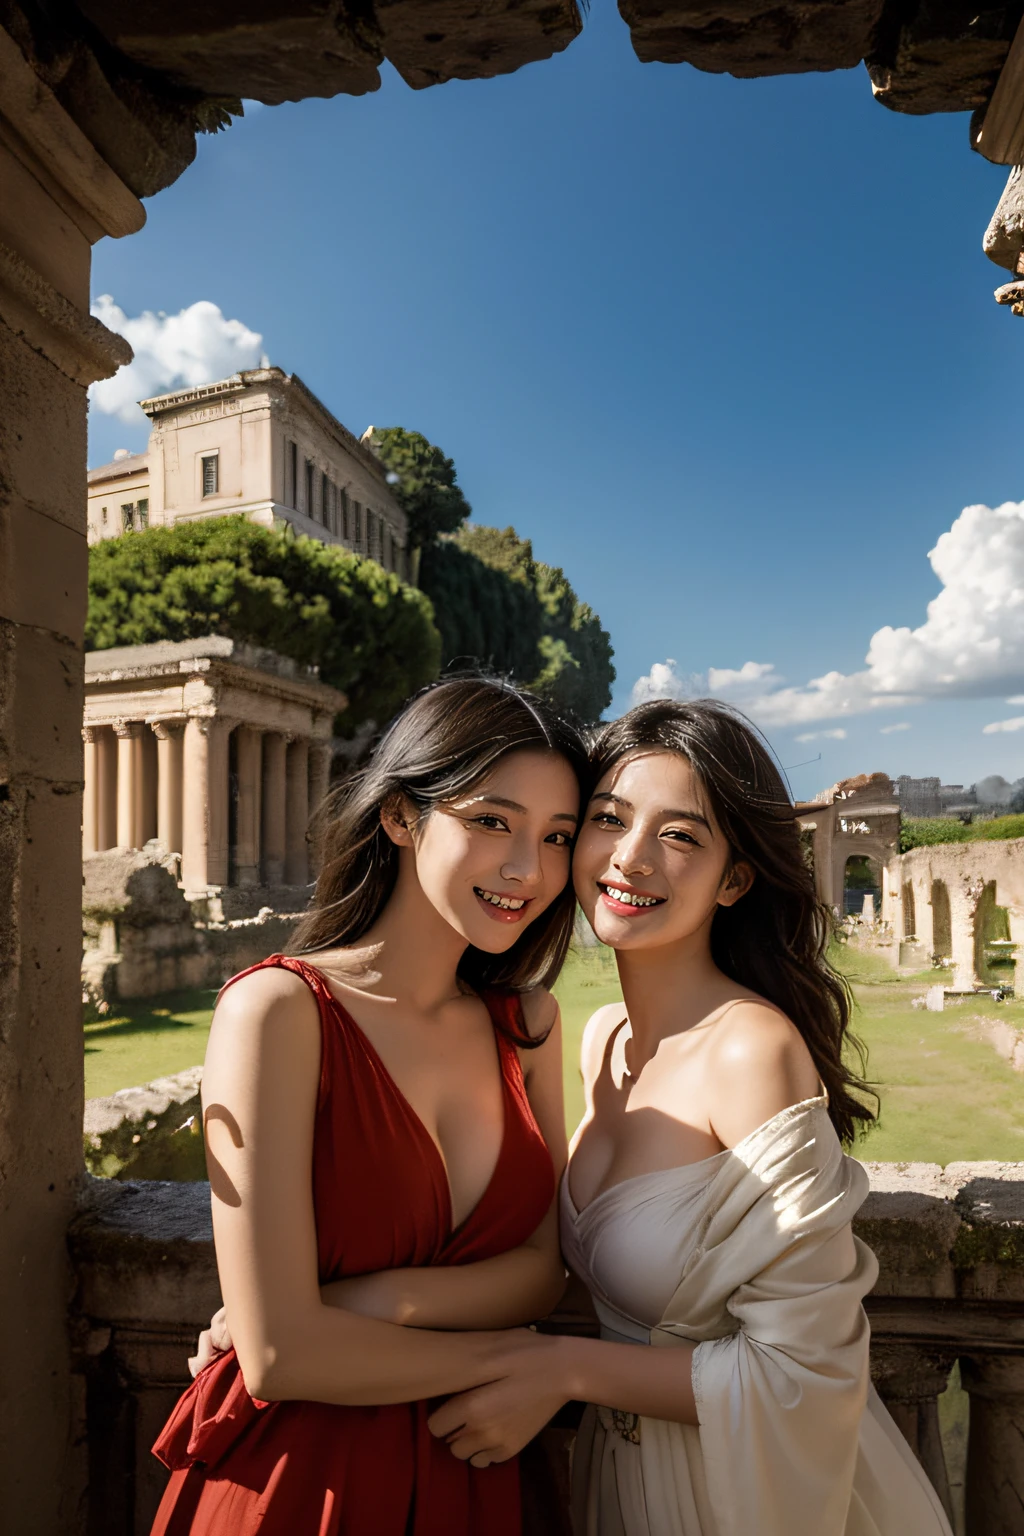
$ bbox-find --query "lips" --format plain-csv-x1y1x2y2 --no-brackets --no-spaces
474,887,533,924
598,882,666,917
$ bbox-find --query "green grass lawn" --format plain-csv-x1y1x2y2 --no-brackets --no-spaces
85,944,1024,1168
84,989,218,1099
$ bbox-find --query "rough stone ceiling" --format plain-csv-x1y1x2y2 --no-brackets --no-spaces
4,0,1023,274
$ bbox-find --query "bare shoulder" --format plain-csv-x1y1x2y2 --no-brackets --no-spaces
706,999,822,1149
204,965,321,1100
519,985,560,1043
580,1002,626,1087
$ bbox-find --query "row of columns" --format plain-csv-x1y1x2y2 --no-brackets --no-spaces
83,717,332,894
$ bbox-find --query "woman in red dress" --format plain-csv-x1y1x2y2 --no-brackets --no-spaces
150,677,588,1536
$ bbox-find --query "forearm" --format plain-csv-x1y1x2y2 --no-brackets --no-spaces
249,1303,508,1406
554,1334,698,1426
322,1249,567,1331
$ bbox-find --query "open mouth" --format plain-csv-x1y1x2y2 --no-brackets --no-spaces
598,882,666,915
474,887,532,923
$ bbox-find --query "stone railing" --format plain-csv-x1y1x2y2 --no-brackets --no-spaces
69,1163,1024,1535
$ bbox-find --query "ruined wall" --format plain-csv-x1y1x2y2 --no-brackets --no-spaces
82,847,304,1001
885,838,1024,988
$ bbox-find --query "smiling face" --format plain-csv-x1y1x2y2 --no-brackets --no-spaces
386,747,580,955
573,748,752,952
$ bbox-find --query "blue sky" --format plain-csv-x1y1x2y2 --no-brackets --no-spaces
89,1,1024,800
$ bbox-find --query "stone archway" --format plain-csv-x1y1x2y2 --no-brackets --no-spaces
844,854,882,919
931,880,952,964
902,881,916,940
974,881,1013,986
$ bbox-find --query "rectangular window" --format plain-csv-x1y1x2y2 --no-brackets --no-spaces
288,440,297,507
353,501,363,549
340,488,350,542
101,506,108,524
321,471,329,527
202,454,219,497
305,460,314,518
137,498,149,529
121,503,135,532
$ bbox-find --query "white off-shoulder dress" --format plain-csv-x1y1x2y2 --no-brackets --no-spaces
562,1095,953,1536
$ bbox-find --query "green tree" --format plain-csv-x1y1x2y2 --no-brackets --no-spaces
87,517,441,730
419,524,615,721
366,427,472,553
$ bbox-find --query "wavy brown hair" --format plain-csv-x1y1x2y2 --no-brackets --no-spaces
590,699,876,1145
291,677,589,1003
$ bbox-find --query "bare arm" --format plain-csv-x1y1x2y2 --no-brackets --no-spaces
319,990,569,1331
428,1009,821,1459
202,969,510,1405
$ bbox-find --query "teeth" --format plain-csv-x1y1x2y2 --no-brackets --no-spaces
605,886,660,908
477,889,526,911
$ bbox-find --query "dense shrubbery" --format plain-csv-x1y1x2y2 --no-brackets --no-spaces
899,813,1024,853
419,524,616,721
86,518,441,730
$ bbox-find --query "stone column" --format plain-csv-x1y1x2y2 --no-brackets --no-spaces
152,721,184,856
950,876,985,991
181,716,230,896
234,727,263,886
261,733,288,886
0,27,143,1530
113,720,142,849
913,874,934,956
962,1355,1024,1533
82,726,100,854
872,1345,956,1524
307,741,332,878
285,738,310,885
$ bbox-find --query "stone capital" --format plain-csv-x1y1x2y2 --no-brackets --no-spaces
82,725,100,744
111,719,142,740
149,718,186,740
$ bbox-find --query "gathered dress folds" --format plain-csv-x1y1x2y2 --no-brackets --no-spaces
150,955,554,1536
563,1096,953,1536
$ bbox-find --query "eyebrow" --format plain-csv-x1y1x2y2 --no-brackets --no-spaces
589,790,711,832
464,794,578,824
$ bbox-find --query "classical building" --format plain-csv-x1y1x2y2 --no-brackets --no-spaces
895,775,970,819
796,772,902,915
83,636,345,898
87,368,410,579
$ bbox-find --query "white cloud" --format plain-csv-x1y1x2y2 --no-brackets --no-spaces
629,499,1024,729
89,297,265,426
880,722,911,734
794,729,847,742
1008,695,1024,704
630,659,696,706
983,716,1024,734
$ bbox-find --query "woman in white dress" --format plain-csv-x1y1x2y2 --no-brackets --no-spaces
429,698,953,1536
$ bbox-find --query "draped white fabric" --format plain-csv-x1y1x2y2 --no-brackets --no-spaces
564,1098,953,1536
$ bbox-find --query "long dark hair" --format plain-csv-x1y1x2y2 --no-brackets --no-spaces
590,699,876,1145
291,677,588,1000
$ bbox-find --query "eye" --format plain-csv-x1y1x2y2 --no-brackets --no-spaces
471,814,510,832
663,829,699,846
545,830,574,847
591,812,624,828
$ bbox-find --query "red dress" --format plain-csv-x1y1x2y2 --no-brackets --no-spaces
150,955,554,1536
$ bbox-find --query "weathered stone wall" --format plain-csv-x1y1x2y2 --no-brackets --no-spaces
68,1160,1024,1535
882,837,1024,988
85,1067,205,1181
82,846,305,1000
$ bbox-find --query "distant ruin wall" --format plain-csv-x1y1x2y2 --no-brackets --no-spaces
83,847,306,1001
882,838,1024,988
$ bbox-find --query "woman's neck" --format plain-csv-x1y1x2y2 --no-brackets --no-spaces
614,923,731,1066
344,856,470,1016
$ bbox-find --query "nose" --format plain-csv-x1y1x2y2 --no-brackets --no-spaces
612,827,654,879
500,831,545,889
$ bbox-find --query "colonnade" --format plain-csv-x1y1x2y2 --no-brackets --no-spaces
83,716,332,894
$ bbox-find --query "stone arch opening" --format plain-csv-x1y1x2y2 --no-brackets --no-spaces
931,880,952,963
901,881,916,940
843,855,881,918
974,881,1013,985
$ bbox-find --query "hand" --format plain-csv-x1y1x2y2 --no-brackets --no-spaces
426,1330,569,1468
188,1305,232,1378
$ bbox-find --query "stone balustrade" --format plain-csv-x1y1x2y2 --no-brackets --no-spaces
69,1161,1024,1534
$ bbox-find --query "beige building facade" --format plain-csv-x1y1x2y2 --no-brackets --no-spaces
83,636,345,899
87,367,409,577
